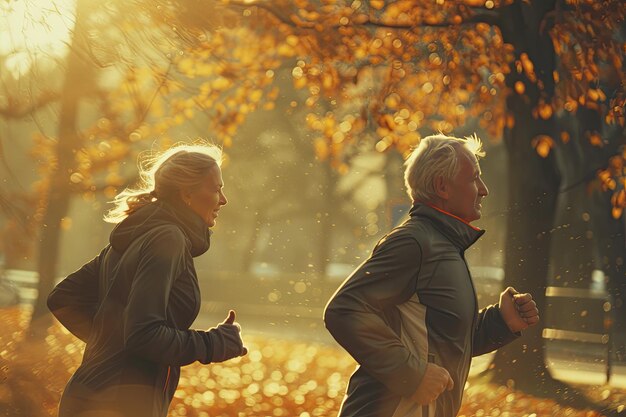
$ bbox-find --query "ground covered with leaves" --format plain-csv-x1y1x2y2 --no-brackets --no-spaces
0,307,623,417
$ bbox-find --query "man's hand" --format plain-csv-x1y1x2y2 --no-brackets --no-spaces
499,287,539,333
410,363,454,405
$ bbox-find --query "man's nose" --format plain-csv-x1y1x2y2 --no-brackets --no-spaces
479,179,489,197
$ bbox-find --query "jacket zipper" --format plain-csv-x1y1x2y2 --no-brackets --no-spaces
461,252,479,383
163,366,171,394
422,353,436,417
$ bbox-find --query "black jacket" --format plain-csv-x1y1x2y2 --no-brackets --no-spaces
324,204,519,417
48,200,215,417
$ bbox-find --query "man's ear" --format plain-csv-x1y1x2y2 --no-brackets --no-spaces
434,176,449,200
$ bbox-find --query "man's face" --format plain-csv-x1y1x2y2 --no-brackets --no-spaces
444,149,489,223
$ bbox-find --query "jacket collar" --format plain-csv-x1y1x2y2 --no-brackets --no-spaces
110,199,211,257
409,203,485,251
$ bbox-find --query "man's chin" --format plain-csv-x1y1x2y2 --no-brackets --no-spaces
466,210,481,223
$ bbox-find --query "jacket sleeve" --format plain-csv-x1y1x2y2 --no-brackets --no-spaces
122,226,213,366
47,253,101,342
324,233,426,398
472,304,521,356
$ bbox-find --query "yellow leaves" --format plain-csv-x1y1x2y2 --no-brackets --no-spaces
532,135,555,158
314,138,329,160
428,53,442,66
514,81,525,95
104,186,118,199
286,35,299,47
322,72,334,89
298,8,320,21
177,58,196,75
277,43,296,57
375,139,390,153
294,76,307,89
384,93,401,110
211,77,231,91
249,89,263,102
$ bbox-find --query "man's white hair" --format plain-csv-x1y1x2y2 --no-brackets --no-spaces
404,133,486,203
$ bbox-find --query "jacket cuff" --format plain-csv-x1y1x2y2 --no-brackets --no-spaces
198,330,214,364
494,304,522,339
391,355,429,398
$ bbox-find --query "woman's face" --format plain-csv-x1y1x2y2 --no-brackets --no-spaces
186,165,227,227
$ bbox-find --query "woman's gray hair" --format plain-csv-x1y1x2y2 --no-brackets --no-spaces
104,142,223,223
404,134,485,203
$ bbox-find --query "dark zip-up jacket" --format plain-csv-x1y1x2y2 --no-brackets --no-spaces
48,200,215,417
324,204,519,417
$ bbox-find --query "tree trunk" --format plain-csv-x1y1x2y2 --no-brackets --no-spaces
489,0,561,390
240,208,266,274
490,94,560,389
578,107,626,366
316,160,335,280
30,0,92,330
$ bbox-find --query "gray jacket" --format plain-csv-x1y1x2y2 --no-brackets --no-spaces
48,200,215,417
324,204,519,417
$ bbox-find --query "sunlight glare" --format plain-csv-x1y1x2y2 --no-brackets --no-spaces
0,0,76,78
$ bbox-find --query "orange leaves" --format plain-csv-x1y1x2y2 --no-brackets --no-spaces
587,88,606,103
464,0,487,6
551,2,625,120
370,0,385,10
4,307,626,417
612,189,626,218
586,131,604,147
532,135,555,158
307,112,362,167
597,154,626,219
519,53,536,82
535,101,554,120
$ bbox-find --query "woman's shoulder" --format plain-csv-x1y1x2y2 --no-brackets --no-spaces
138,224,190,254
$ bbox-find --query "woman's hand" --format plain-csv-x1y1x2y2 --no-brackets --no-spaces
207,310,248,362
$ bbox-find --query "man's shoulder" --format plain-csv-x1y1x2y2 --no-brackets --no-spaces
376,216,445,255
391,216,437,239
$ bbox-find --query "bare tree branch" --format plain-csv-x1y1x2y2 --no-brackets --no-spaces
0,92,60,119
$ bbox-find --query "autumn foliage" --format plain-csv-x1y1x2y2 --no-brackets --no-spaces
133,0,625,215
1,306,624,416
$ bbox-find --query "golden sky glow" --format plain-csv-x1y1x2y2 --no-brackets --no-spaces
0,0,76,78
